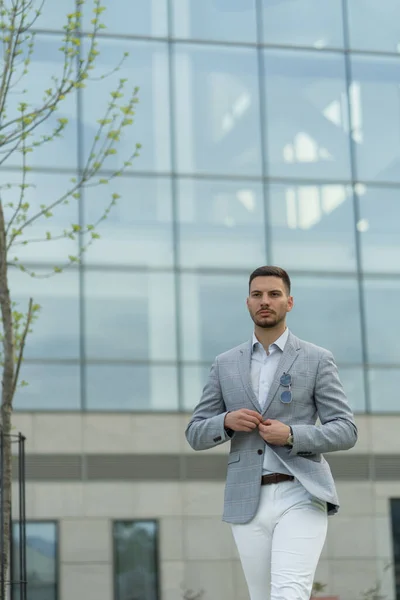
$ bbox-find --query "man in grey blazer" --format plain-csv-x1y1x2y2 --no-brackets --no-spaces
185,266,357,600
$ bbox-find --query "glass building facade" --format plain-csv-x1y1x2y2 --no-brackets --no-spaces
4,0,400,415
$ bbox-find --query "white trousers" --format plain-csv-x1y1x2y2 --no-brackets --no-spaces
231,478,328,600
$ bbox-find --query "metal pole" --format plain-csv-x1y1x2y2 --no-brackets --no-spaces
19,435,26,600
0,429,5,600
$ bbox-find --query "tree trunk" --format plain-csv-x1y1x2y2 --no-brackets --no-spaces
0,200,15,600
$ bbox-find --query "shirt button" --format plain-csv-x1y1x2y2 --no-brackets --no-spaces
257,449,263,455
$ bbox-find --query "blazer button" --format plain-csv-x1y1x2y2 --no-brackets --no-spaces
257,449,263,455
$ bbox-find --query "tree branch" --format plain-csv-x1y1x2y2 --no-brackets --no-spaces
11,297,33,399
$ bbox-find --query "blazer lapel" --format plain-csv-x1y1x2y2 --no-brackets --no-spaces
238,340,262,413
262,333,301,416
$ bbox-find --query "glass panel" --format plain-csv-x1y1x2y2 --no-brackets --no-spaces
83,175,173,267
347,0,400,52
82,39,170,173
369,369,400,413
8,268,80,359
2,170,79,265
14,363,80,410
13,522,57,600
262,0,344,49
114,521,158,600
174,44,262,176
358,186,400,274
177,179,266,268
1,35,77,170
289,276,363,364
86,364,178,410
33,0,76,30
350,56,400,183
390,499,400,600
363,280,400,365
84,271,176,361
82,0,168,36
264,49,351,180
179,273,250,362
339,367,366,413
182,364,212,412
172,0,257,43
269,182,356,271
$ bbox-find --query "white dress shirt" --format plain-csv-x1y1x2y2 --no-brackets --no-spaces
251,328,292,475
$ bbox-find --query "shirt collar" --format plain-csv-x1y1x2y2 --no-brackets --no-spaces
252,328,289,353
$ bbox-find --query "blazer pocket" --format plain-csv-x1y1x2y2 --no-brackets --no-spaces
300,453,322,463
227,451,240,465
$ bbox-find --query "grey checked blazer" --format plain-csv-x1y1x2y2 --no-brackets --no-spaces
185,332,358,524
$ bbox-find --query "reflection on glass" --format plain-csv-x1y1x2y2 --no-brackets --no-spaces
363,279,400,364
172,0,257,43
262,0,344,48
350,56,400,182
289,276,363,364
180,273,251,362
369,369,400,413
347,0,400,52
114,521,158,600
269,182,356,271
86,364,178,411
82,0,168,36
358,186,400,273
182,365,212,411
83,176,173,267
82,39,170,173
1,35,77,170
8,268,80,359
338,368,366,413
13,363,80,410
174,44,262,176
2,171,79,265
177,179,266,268
84,271,176,361
264,49,351,180
13,522,57,600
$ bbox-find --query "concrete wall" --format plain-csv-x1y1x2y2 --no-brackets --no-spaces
11,413,400,600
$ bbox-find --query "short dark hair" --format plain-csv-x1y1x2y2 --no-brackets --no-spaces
249,266,291,295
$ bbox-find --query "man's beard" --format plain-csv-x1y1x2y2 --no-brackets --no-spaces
252,312,283,329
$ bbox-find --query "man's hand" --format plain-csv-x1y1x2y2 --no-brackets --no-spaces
224,409,263,432
258,419,291,446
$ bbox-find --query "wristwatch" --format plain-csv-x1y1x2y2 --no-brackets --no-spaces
285,426,294,447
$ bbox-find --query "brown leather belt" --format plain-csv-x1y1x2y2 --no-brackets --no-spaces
261,473,294,486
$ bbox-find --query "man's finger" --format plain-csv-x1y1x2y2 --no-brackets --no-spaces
242,409,263,419
243,415,263,426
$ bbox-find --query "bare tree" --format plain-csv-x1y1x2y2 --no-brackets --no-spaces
0,0,140,593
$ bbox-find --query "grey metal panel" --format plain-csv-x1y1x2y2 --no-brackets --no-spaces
86,454,181,480
12,455,82,481
11,453,400,482
325,454,371,481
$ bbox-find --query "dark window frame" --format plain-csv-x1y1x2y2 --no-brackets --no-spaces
390,499,400,600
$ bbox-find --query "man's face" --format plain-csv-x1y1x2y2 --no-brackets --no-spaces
246,276,293,329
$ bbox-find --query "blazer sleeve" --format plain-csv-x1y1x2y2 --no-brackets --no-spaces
290,351,358,455
185,358,234,451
